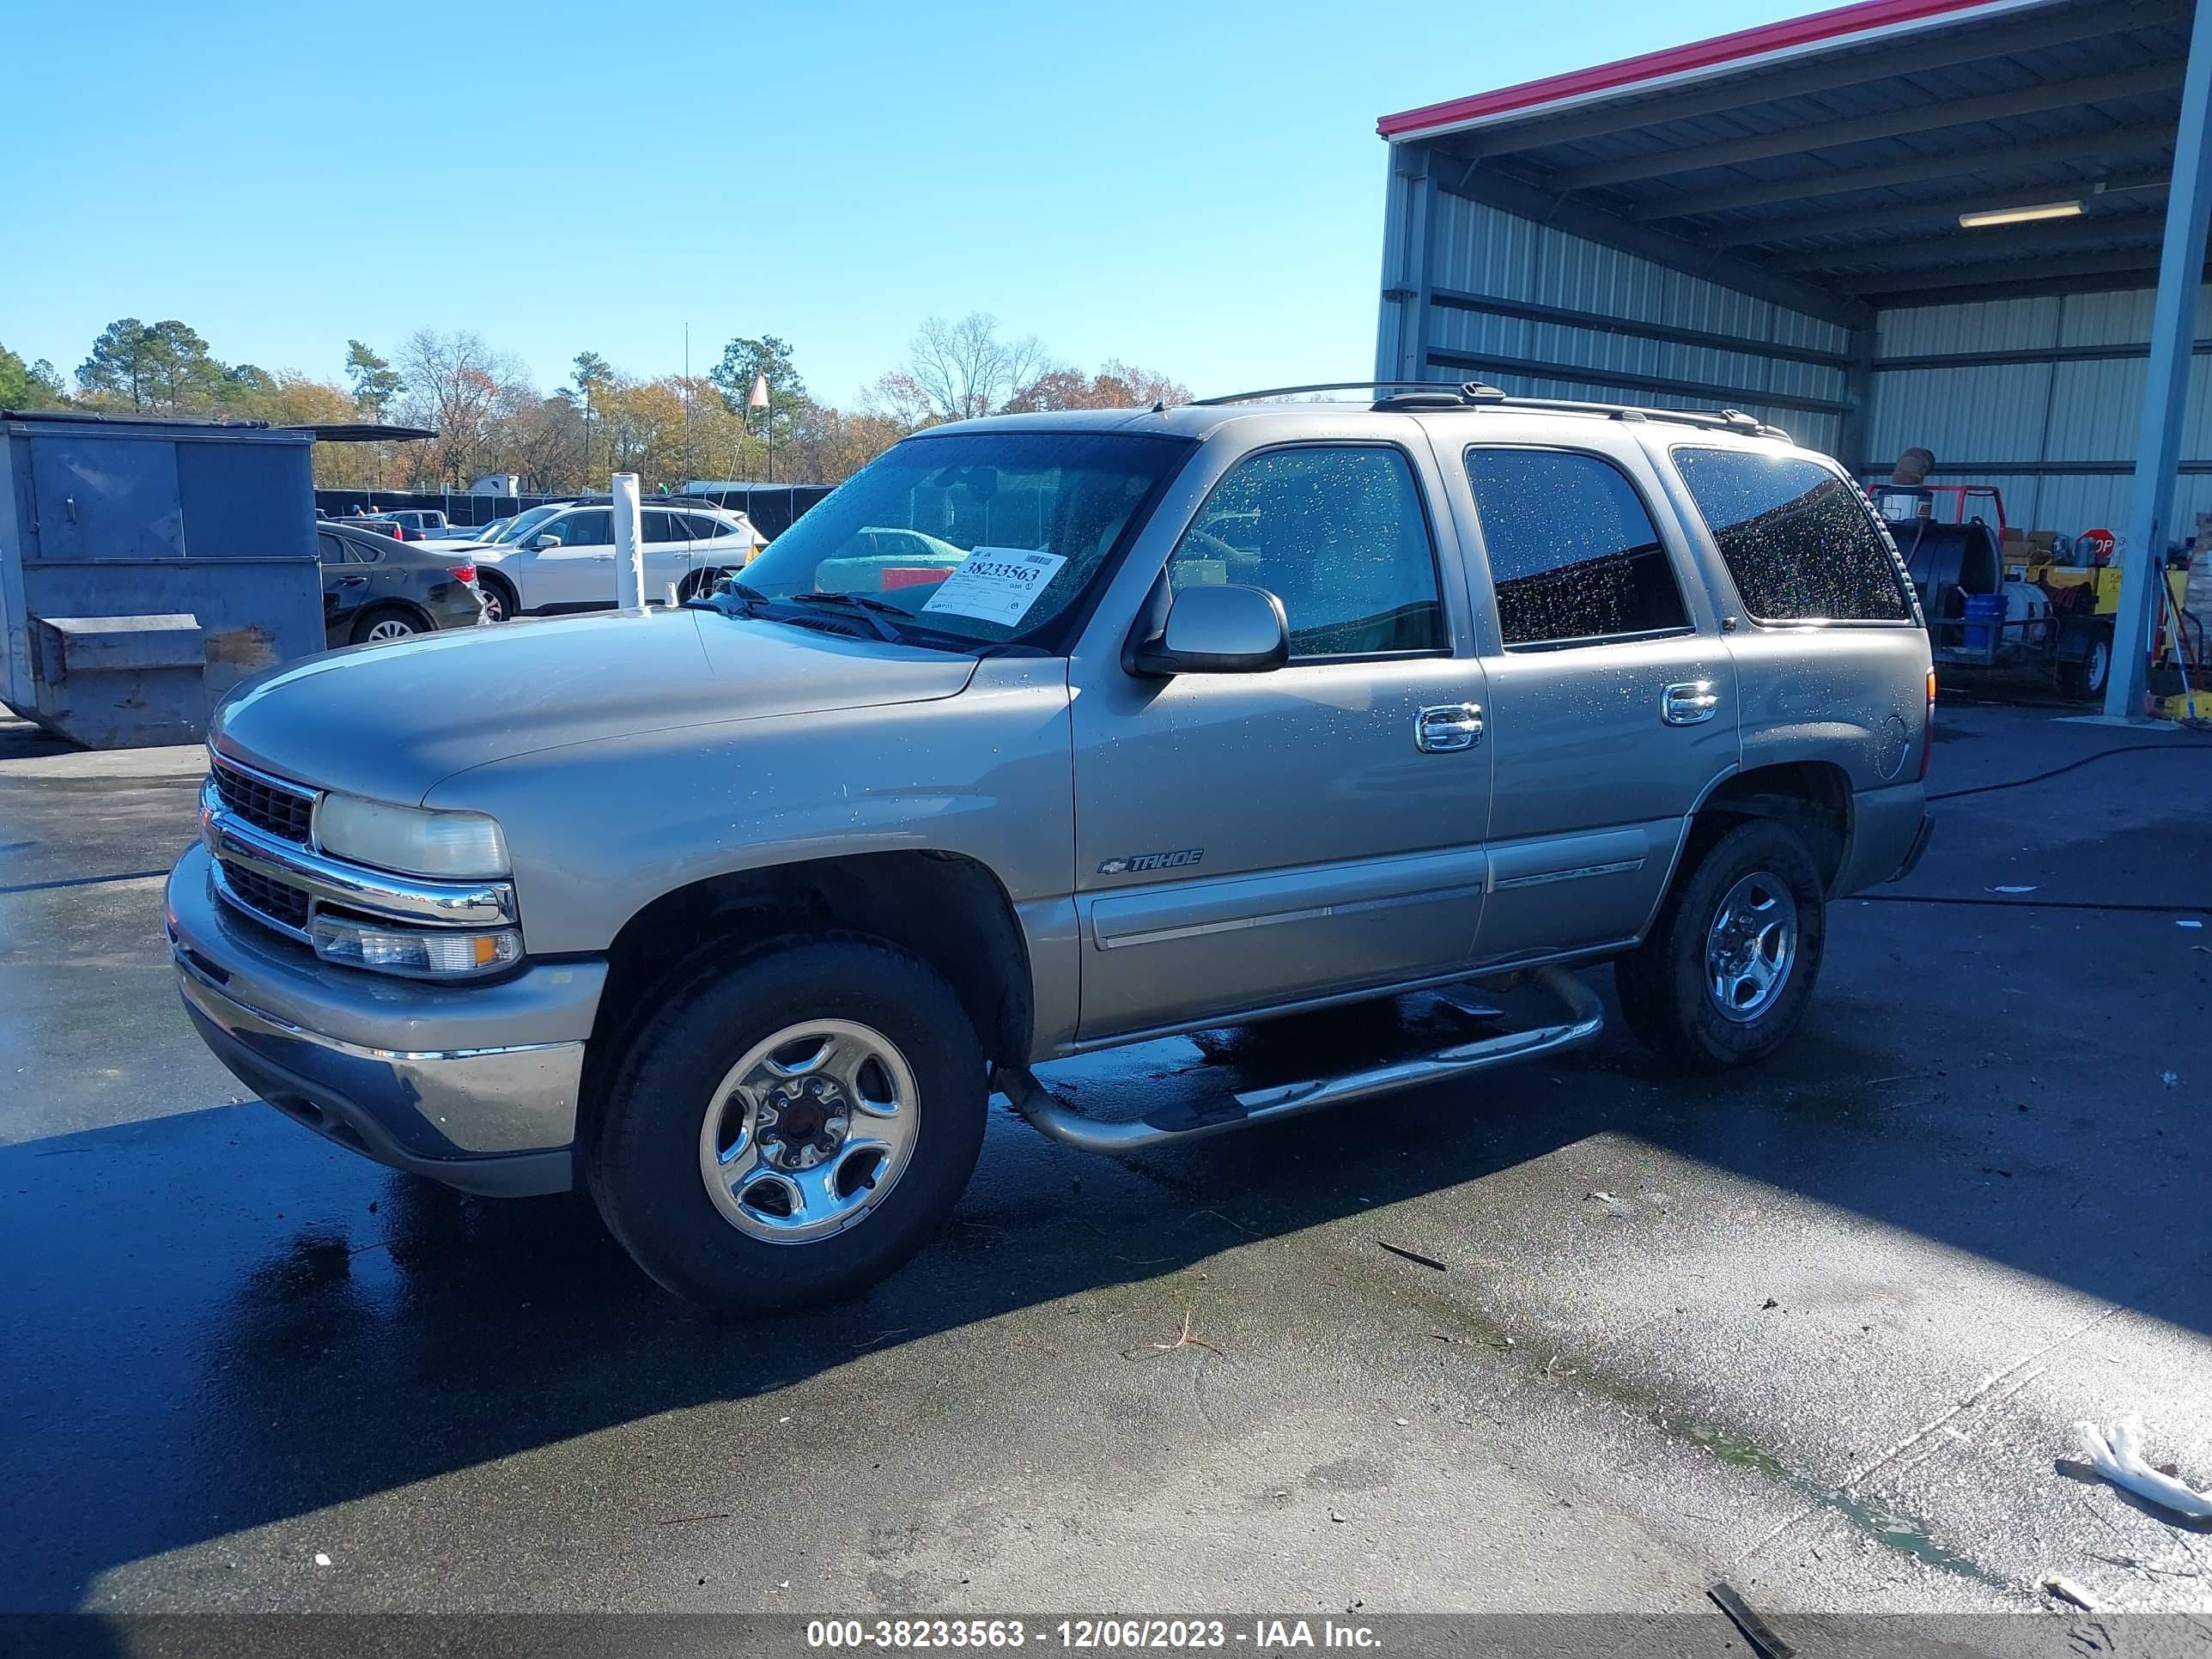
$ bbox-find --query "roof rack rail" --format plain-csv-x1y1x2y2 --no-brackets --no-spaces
1188,379,1791,441
1468,392,1792,441
1188,380,1474,406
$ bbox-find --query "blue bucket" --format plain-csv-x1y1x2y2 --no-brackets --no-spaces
1962,592,2004,654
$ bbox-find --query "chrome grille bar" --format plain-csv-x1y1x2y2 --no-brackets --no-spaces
200,778,518,933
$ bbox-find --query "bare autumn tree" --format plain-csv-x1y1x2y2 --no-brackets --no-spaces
906,313,1048,421
395,329,524,487
496,393,587,493
862,369,940,434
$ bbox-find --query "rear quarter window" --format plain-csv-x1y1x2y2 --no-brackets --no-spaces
1673,447,1912,623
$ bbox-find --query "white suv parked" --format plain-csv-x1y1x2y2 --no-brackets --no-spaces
471,504,764,621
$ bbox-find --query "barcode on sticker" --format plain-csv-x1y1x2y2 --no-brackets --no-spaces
920,546,1069,626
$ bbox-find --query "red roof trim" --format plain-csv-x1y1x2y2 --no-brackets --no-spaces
1376,0,2014,138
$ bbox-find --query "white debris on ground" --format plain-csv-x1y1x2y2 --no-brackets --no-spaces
2075,1419,2212,1520
2040,1572,2100,1611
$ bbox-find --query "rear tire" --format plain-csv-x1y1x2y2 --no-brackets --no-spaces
351,604,423,644
1614,819,1826,1073
586,936,988,1314
2058,627,2112,699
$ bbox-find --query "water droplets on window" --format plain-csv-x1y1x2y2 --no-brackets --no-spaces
1464,448,1690,647
1170,446,1445,659
1674,448,1913,623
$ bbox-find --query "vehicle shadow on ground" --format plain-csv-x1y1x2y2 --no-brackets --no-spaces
4,921,2207,1615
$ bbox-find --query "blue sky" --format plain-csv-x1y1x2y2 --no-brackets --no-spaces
3,0,1813,406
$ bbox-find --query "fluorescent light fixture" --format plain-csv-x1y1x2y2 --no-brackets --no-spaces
1959,199,2085,228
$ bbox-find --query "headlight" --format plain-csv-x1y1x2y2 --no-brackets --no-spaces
310,915,523,979
315,793,509,878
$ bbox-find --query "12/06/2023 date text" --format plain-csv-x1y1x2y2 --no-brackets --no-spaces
805,1618,1380,1649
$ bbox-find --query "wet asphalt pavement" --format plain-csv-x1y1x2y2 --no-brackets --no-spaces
3,702,2210,1637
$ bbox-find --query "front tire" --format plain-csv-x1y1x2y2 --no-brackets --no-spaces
586,937,988,1314
1614,819,1826,1073
676,568,730,604
476,572,517,623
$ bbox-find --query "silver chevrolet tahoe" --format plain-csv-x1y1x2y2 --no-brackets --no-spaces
168,385,1936,1313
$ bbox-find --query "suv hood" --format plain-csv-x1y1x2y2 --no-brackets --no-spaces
212,610,979,805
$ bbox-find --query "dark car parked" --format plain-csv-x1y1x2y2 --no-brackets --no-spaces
319,522,485,646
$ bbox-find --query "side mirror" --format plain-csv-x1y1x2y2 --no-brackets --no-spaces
531,534,562,550
1129,583,1289,678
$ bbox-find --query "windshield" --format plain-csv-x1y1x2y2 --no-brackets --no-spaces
737,430,1192,645
489,504,563,544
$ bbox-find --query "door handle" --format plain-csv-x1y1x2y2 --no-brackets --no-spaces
1415,702,1484,752
337,575,368,587
1662,681,1720,726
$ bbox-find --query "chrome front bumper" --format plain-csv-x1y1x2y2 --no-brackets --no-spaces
167,843,605,1198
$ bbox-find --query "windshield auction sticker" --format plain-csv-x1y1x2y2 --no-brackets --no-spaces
920,547,1067,627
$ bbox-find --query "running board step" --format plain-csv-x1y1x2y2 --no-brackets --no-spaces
996,964,1605,1154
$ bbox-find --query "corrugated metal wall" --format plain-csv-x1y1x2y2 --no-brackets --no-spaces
1383,185,2211,546
1869,286,2212,538
1410,192,1851,454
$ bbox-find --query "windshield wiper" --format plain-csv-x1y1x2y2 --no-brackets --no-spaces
685,584,986,653
782,590,910,642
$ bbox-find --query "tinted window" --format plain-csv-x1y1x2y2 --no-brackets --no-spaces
539,510,611,547
1464,448,1690,647
690,514,731,540
1674,447,1913,622
1170,446,1443,659
317,532,353,564
643,511,681,543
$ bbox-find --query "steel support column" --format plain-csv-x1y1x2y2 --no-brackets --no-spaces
1374,145,1436,384
2108,0,2212,720
1838,327,1878,480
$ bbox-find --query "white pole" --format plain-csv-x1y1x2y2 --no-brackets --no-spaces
611,472,646,609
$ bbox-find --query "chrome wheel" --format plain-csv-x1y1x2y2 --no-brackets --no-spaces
696,1019,921,1244
1705,871,1796,1023
365,617,416,641
479,586,507,623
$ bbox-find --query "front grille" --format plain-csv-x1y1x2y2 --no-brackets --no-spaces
218,860,313,933
211,760,316,845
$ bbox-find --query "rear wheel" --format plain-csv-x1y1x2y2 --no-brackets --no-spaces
476,572,517,623
677,568,730,603
586,937,988,1314
2058,625,2112,699
1614,819,1826,1073
351,604,423,644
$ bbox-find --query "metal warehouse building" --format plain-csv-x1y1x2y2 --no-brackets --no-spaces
1373,0,2212,717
